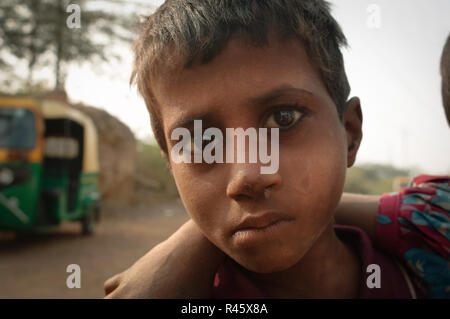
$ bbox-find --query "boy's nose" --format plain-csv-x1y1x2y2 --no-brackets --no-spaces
226,163,281,201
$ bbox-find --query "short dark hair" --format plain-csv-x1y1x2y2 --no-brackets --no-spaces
131,0,351,153
441,34,450,126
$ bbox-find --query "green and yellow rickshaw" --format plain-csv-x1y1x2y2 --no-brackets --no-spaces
0,96,101,235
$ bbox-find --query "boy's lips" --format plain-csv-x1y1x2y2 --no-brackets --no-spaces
231,212,295,234
230,212,295,246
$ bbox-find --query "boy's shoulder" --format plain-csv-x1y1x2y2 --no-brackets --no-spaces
334,225,417,299
212,225,416,299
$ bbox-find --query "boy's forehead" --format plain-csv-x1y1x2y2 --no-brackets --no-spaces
151,36,330,125
152,37,320,98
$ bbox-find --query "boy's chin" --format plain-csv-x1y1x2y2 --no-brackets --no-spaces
232,249,304,274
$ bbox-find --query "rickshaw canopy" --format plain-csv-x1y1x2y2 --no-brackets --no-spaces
39,100,99,173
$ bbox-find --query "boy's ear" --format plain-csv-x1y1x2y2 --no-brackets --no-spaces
160,150,172,170
343,97,363,168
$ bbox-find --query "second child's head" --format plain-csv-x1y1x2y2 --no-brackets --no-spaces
132,0,363,273
441,34,450,126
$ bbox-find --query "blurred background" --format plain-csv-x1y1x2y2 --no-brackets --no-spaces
0,0,449,298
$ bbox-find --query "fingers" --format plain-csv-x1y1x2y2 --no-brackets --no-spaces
103,273,122,297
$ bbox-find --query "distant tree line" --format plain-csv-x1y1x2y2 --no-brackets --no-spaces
344,163,413,195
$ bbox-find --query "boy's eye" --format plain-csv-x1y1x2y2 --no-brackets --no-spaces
186,134,216,155
265,109,304,129
187,136,203,155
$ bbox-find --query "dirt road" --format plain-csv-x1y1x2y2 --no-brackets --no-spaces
0,197,189,298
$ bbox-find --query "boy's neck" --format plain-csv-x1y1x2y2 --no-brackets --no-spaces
244,220,362,298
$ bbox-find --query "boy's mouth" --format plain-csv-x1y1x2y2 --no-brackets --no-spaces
231,212,295,245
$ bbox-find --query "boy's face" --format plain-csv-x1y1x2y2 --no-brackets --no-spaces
152,36,362,273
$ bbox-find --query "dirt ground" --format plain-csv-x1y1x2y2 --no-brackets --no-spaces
0,195,189,299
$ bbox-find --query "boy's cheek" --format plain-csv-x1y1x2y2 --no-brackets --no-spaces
171,165,228,232
281,130,347,212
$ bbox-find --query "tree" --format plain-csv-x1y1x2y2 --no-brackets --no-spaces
344,163,413,195
0,0,136,93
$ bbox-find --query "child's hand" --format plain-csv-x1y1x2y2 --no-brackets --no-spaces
104,240,182,298
104,219,225,298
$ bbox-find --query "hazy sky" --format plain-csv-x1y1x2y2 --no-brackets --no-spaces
66,0,450,174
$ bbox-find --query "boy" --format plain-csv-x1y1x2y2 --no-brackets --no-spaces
105,1,449,298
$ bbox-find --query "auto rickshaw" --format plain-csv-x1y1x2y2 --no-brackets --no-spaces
0,96,101,235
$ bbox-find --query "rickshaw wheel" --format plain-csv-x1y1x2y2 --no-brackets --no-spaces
81,207,97,235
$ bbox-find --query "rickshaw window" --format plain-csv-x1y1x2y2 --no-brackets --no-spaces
0,107,36,149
